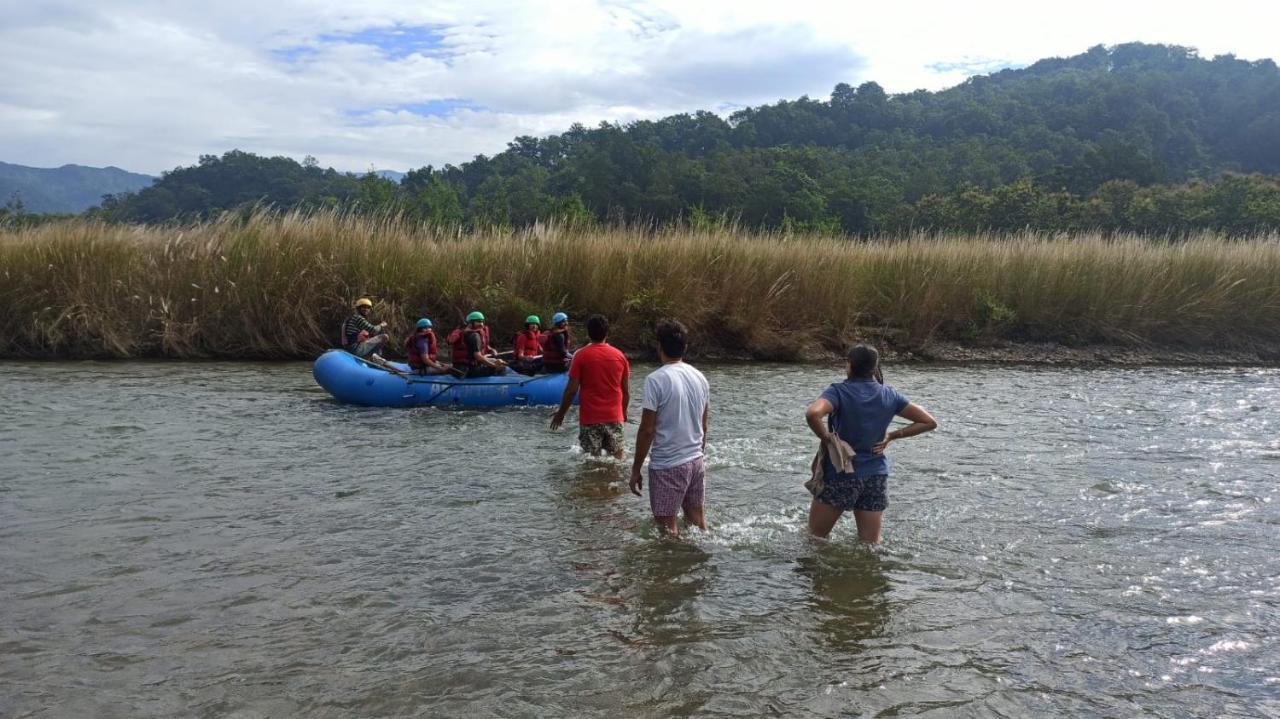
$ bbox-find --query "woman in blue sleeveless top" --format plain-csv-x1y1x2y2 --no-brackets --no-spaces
804,345,938,542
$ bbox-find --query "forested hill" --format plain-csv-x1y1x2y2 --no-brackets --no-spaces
0,161,153,214
98,42,1280,233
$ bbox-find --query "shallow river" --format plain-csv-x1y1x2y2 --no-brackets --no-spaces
2,361,1278,717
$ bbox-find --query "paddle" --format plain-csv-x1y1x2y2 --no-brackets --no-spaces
410,364,464,378
425,381,460,404
363,354,410,378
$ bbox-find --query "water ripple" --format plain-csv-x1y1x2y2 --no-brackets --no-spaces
1,362,1277,717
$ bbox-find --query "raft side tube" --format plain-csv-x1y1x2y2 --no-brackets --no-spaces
312,350,575,408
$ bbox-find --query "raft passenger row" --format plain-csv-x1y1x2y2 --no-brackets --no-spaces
314,299,579,408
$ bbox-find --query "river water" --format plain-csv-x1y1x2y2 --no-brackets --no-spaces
1,361,1278,717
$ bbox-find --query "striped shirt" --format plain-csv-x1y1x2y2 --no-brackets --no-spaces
342,314,378,346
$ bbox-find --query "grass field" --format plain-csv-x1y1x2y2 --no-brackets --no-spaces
2,211,1278,359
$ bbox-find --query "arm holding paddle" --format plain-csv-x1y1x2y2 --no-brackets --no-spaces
470,333,506,371
549,376,581,431
478,353,507,371
872,403,937,454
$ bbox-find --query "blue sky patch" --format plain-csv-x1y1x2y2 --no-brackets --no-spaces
319,24,451,60
392,100,482,116
927,59,1024,76
344,100,483,125
271,45,319,64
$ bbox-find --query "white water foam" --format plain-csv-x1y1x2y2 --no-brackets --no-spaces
703,509,807,547
1203,639,1255,654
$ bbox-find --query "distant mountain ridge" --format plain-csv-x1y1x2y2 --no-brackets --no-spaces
0,161,154,214
31,42,1280,233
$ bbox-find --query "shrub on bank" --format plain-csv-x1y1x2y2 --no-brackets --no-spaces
1,210,1278,359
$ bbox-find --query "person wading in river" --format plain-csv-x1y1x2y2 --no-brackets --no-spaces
550,314,629,458
630,319,710,536
803,344,937,542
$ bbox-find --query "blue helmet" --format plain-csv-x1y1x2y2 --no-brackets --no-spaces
416,318,433,329
552,311,568,325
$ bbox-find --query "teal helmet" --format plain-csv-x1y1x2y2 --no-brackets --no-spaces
525,314,541,326
466,311,485,323
552,311,568,325
416,318,433,329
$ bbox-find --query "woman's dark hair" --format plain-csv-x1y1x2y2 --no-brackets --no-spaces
655,319,689,358
586,314,609,342
847,344,880,379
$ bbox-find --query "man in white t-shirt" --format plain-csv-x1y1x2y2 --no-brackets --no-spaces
629,319,710,535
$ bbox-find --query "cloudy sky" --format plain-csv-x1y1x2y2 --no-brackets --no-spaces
2,0,1277,175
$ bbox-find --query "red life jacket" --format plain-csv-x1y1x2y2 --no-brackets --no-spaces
541,326,573,366
403,330,437,368
448,328,470,367
514,329,543,359
448,326,490,367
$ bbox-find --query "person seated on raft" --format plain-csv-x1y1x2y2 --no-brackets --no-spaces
343,297,389,359
404,318,451,375
513,315,545,375
448,311,507,378
540,311,574,373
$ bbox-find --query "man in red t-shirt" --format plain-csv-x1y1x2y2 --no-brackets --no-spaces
550,314,631,458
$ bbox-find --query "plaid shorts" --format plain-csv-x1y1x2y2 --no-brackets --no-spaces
648,456,705,517
579,422,624,455
815,474,888,512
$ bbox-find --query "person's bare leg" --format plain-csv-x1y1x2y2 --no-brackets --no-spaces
851,510,883,544
609,430,625,461
654,515,679,535
682,506,707,531
807,500,843,538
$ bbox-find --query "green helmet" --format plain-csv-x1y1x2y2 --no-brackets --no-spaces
525,314,541,326
466,311,485,323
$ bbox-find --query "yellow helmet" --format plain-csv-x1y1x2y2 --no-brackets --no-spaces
354,297,374,308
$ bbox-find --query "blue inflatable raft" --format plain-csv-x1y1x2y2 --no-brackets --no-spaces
312,350,575,408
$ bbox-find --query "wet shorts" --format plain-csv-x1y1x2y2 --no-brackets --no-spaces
815,474,888,512
648,456,705,517
579,422,625,455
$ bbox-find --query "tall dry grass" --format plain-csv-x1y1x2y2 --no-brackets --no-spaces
1,210,1278,359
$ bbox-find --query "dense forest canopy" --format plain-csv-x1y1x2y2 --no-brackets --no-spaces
92,42,1280,234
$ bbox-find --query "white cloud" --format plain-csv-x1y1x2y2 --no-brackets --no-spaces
0,0,1276,175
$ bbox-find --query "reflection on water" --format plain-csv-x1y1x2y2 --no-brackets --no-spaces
797,546,891,652
621,542,714,646
1,361,1278,717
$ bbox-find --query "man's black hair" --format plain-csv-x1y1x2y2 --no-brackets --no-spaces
847,344,879,379
655,319,689,358
586,314,609,342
